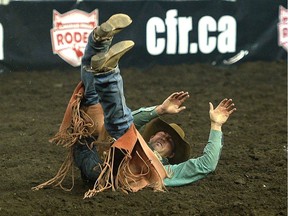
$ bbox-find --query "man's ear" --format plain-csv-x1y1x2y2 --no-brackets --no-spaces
149,135,154,141
168,152,175,158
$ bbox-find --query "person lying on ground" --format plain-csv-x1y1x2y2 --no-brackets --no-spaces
32,13,236,198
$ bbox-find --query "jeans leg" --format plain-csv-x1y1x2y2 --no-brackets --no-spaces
81,71,99,106
81,32,112,106
73,138,103,182
94,67,133,139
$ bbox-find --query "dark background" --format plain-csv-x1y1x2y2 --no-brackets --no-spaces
0,0,286,71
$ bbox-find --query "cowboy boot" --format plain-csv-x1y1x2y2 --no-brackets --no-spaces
90,40,135,73
94,13,132,41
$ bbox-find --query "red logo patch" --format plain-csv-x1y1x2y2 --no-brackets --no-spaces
51,9,98,67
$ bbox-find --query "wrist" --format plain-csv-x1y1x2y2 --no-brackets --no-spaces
211,122,222,131
155,105,165,115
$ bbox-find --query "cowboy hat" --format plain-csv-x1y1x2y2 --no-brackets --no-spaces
141,118,191,165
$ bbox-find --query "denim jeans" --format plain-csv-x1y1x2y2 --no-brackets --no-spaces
80,32,111,106
73,32,133,182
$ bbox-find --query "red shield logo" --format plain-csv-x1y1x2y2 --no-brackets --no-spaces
51,9,98,67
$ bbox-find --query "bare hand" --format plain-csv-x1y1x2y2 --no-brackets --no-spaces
156,91,190,115
209,98,236,130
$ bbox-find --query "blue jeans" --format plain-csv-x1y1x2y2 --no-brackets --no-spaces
74,32,133,182
80,32,111,106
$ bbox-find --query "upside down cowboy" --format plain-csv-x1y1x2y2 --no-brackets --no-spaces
32,14,236,198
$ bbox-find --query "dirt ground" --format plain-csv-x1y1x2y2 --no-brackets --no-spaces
0,61,287,216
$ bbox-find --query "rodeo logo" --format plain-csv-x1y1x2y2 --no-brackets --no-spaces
51,9,98,67
278,6,288,52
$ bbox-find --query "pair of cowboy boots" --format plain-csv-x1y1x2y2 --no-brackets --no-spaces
91,13,134,73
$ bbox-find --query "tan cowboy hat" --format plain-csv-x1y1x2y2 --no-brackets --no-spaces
141,118,191,165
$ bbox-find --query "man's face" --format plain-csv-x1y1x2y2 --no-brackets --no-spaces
149,131,175,158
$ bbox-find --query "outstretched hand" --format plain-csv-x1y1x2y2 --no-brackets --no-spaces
156,91,190,115
209,98,236,130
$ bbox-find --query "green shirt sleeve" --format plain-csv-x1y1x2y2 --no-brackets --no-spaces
163,129,223,187
132,106,159,130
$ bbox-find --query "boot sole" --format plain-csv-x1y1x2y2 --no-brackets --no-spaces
105,40,135,68
106,13,132,31
98,14,132,37
91,40,135,71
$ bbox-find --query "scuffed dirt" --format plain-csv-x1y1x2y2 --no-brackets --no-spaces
0,61,286,216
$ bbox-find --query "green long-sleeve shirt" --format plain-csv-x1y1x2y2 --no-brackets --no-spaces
132,106,223,187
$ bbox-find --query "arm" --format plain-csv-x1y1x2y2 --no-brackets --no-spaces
164,130,223,186
132,106,159,130
132,91,189,130
164,98,236,187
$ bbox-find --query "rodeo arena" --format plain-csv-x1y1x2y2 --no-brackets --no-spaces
0,0,287,215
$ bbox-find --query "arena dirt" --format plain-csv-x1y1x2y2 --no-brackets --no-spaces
0,61,286,216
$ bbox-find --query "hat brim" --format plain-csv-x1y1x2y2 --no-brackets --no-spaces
141,118,191,164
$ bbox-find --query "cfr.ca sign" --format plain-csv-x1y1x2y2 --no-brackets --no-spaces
51,9,98,67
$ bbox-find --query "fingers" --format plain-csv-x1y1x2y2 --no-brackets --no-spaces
177,91,189,101
209,102,214,111
178,106,186,112
227,101,237,114
220,98,233,108
221,98,236,114
169,92,179,98
224,99,233,107
171,91,189,101
219,98,229,106
227,102,235,111
228,107,237,115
